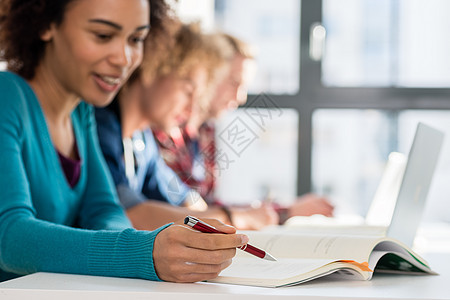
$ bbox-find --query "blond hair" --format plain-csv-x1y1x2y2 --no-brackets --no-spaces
202,32,254,86
221,33,254,60
136,22,224,85
194,32,253,114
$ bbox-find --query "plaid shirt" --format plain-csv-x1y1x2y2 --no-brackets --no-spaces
153,122,217,204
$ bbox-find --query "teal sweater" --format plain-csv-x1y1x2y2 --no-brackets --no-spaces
0,71,168,282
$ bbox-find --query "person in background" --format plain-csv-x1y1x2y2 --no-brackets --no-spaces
154,33,334,226
0,0,246,283
96,23,279,231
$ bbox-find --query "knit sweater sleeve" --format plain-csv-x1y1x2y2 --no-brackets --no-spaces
0,72,168,281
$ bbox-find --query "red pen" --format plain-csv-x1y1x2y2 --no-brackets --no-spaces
184,215,277,261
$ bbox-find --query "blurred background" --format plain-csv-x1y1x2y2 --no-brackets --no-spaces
2,1,445,224
168,0,450,224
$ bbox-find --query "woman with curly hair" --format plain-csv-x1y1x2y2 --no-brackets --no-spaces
0,0,246,283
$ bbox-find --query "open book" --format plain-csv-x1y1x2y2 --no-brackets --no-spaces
209,231,437,287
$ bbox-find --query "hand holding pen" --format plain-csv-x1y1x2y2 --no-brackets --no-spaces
184,216,277,261
153,217,250,282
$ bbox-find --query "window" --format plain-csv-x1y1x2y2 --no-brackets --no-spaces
312,109,450,223
322,0,450,87
312,109,395,216
313,0,450,220
174,1,450,222
173,0,301,94
215,108,299,207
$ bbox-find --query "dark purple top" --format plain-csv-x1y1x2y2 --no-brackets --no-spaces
57,150,81,188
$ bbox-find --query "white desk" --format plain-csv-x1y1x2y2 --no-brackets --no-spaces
0,252,448,300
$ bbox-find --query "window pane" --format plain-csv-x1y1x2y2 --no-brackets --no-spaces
397,1,450,87
214,108,299,206
312,109,395,216
322,0,450,87
322,0,392,87
173,0,301,94
214,0,300,94
312,109,450,223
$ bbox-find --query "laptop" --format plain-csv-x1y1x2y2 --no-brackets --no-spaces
283,122,444,247
386,122,444,247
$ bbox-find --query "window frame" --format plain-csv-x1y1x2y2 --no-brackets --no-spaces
244,0,450,196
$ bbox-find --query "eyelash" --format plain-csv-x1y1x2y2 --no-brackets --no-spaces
93,32,145,46
130,36,145,44
94,33,113,42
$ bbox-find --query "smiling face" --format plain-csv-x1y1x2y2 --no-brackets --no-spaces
39,0,150,106
141,66,208,132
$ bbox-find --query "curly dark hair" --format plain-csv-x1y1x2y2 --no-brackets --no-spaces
0,0,75,79
0,0,173,80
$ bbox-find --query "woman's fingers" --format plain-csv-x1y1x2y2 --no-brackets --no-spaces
160,236,237,265
168,224,248,250
153,222,245,283
194,217,237,234
157,264,229,283
185,230,248,250
174,246,237,265
173,260,233,276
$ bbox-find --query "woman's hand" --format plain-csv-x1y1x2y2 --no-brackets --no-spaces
153,218,248,282
230,204,279,230
288,193,334,218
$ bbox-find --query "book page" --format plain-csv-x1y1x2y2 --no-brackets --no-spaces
219,258,335,280
240,231,381,262
211,257,369,287
210,233,433,287
280,221,387,236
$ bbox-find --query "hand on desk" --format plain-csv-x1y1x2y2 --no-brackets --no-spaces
223,194,333,230
288,193,334,218
153,218,248,282
230,204,279,230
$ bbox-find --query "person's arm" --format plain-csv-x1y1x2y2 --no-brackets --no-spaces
94,113,206,228
95,114,276,230
0,78,162,280
287,193,335,218
126,199,231,230
78,116,249,282
141,130,191,206
127,198,280,231
227,204,279,230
